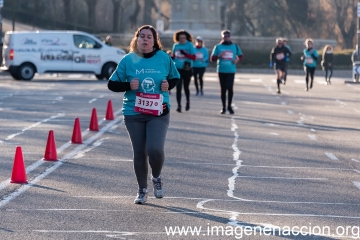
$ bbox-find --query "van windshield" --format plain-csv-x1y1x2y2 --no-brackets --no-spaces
73,35,102,49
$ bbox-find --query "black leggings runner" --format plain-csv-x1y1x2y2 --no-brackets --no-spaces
176,69,192,108
124,114,170,189
218,72,235,108
305,66,316,89
193,67,206,93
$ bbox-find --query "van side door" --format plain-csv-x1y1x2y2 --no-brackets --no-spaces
39,33,73,72
72,34,103,73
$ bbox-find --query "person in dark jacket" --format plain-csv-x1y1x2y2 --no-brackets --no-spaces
270,38,292,94
321,44,333,85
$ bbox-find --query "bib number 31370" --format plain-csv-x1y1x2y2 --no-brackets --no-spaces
134,92,163,116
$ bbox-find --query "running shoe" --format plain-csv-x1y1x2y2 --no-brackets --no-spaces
185,102,190,111
227,106,234,114
277,89,281,94
220,108,226,114
134,188,148,204
176,106,181,113
201,90,204,96
152,176,164,198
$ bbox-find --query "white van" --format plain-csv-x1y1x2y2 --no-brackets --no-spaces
1,31,126,80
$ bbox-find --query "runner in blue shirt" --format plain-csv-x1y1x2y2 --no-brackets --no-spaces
210,30,243,114
193,36,209,96
108,25,180,204
170,30,196,112
302,38,318,91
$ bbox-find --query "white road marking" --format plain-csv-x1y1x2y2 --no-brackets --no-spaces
354,108,360,113
249,79,262,82
89,98,97,103
315,80,328,85
294,80,304,84
281,101,286,105
311,128,316,132
0,117,122,209
352,159,360,163
325,152,339,160
296,120,304,126
336,99,347,106
354,170,360,174
261,82,275,95
236,176,327,180
308,134,317,141
269,133,279,135
5,113,65,140
287,110,294,114
73,138,109,159
264,123,277,127
353,181,360,191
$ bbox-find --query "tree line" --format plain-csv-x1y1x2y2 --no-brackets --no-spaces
2,0,358,49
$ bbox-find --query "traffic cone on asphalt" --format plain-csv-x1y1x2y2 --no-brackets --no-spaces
10,146,28,184
43,130,59,161
71,118,82,144
105,100,114,120
89,108,99,131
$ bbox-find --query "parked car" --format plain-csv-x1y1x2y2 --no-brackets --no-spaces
1,30,125,80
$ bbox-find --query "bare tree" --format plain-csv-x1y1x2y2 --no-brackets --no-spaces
333,0,357,48
84,0,98,32
129,0,141,30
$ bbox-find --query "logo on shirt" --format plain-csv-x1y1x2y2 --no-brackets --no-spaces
141,77,156,92
136,69,161,74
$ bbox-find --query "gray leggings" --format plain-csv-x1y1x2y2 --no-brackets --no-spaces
124,113,170,189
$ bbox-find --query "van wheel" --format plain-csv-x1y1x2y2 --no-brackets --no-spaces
102,63,116,80
95,74,105,80
18,63,36,80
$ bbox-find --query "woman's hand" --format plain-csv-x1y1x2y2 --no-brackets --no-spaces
232,56,239,64
161,80,169,91
130,78,139,90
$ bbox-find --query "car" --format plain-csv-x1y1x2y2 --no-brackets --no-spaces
1,30,125,81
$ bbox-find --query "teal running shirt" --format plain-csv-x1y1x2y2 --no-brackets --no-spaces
172,41,196,69
211,43,242,73
193,47,209,68
109,51,180,116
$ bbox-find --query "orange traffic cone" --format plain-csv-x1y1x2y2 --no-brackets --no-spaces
43,130,59,161
105,100,114,120
10,146,28,184
89,108,99,131
71,118,83,144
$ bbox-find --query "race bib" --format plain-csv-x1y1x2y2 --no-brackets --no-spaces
306,56,313,64
222,51,233,60
196,52,203,60
175,50,185,59
134,92,163,116
276,53,285,60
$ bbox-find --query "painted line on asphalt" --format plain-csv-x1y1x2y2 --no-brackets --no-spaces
308,134,317,141
261,82,275,95
354,169,360,174
269,133,279,136
325,152,339,161
88,98,97,103
236,176,327,180
0,109,122,193
354,108,360,113
5,113,65,140
352,159,360,163
287,110,294,114
336,99,347,106
249,79,262,82
0,116,122,209
353,181,360,191
311,128,316,132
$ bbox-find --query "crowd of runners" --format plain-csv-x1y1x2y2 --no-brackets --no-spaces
108,25,336,204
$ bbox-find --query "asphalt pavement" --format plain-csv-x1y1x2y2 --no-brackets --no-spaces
0,71,359,240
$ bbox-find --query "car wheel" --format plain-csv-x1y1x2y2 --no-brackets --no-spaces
18,63,36,80
95,74,105,80
102,62,117,80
